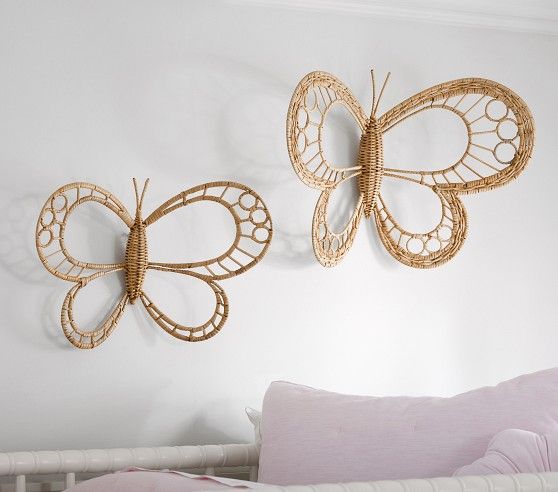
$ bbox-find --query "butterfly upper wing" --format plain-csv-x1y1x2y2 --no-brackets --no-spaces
374,78,534,268
379,78,535,192
144,181,272,279
36,182,133,282
287,71,367,190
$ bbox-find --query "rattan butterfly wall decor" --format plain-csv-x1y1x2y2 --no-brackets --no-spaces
287,71,534,268
36,179,272,349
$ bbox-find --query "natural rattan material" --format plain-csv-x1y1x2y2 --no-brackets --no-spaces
36,179,273,349
286,71,535,268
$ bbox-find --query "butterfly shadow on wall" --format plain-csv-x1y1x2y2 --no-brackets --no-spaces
117,53,314,267
287,70,535,268
217,67,316,268
0,185,84,349
35,179,272,349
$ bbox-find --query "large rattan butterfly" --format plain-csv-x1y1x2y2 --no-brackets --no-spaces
36,179,272,349
287,71,534,268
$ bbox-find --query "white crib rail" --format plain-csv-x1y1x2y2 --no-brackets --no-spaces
253,473,558,492
0,443,259,491
3,446,558,492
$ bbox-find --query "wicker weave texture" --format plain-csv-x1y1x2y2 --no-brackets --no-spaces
36,180,272,349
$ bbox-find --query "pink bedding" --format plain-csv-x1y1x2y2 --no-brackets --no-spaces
454,428,558,476
66,468,265,492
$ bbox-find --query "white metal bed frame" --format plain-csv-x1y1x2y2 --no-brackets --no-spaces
1,442,558,492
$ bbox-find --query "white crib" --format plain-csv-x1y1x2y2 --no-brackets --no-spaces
0,442,557,492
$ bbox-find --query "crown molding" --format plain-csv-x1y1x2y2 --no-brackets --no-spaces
228,0,558,36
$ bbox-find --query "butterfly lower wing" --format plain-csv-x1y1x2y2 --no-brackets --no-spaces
36,182,133,282
312,180,364,267
144,181,272,280
61,273,128,349
380,78,534,193
287,71,367,190
139,272,228,342
374,183,467,268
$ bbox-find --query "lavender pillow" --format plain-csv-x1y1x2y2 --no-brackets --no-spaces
258,368,558,485
454,428,558,476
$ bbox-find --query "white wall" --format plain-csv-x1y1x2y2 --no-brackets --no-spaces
1,1,557,452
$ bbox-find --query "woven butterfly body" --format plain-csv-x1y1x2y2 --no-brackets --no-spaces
36,179,272,349
286,71,535,268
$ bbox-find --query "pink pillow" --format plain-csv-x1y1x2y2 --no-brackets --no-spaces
454,429,558,476
66,469,264,492
258,368,558,485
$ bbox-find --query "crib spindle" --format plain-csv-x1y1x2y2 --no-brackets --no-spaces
65,472,76,488
15,475,25,492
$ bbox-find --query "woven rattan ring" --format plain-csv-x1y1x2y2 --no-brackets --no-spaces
286,71,535,268
36,179,272,349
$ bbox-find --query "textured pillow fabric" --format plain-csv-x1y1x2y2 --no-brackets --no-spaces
66,469,264,491
258,368,558,485
454,428,558,476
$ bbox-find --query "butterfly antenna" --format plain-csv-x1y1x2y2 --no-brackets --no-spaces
371,69,376,117
132,178,149,217
373,71,391,117
139,178,150,212
132,178,140,212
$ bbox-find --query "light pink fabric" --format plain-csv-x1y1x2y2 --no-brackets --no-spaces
66,469,264,492
454,429,558,476
258,368,558,485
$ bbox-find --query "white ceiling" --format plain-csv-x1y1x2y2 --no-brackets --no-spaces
229,0,558,35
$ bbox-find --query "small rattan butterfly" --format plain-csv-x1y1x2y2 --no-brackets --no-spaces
287,71,534,268
36,179,272,349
